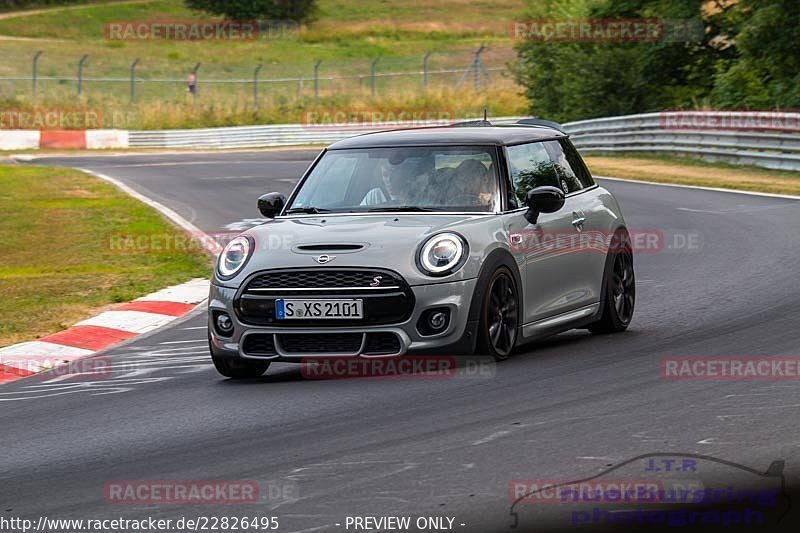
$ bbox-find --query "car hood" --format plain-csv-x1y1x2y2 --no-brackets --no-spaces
222,213,493,286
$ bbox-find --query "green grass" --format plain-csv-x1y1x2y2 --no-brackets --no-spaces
0,0,522,40
0,164,211,346
0,0,528,129
0,0,522,68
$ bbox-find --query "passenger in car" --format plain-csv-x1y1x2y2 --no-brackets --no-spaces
451,159,492,208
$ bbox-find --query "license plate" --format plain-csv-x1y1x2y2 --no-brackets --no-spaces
275,299,363,319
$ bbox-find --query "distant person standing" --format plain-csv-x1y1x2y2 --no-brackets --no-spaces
187,71,197,95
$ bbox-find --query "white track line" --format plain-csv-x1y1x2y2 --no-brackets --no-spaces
595,175,800,201
75,168,223,255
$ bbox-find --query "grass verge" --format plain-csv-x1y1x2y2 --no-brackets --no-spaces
584,154,800,196
0,0,526,129
0,164,211,346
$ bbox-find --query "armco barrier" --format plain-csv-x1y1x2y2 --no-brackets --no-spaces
565,111,800,171
2,112,799,171
125,117,523,149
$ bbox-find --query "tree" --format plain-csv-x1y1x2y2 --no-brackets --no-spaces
515,0,733,121
185,0,318,24
712,0,800,109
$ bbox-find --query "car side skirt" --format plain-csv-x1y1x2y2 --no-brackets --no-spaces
519,302,601,341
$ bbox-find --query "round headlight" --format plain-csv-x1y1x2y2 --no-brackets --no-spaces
418,232,467,276
217,235,253,279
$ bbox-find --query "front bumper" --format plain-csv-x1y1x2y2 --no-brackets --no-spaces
208,277,478,360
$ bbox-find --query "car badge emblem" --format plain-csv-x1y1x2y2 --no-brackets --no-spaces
315,254,335,264
370,275,383,287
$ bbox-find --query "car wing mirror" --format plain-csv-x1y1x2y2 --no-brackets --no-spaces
258,192,286,218
524,186,565,224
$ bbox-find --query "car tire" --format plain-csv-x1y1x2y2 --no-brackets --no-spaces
477,267,519,361
589,230,635,334
209,335,270,378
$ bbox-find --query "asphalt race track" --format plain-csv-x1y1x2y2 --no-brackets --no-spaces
2,150,800,532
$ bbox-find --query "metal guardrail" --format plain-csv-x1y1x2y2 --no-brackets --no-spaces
565,111,800,171
127,117,524,149
128,111,800,171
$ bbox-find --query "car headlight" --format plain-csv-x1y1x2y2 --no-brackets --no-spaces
417,232,468,276
217,235,253,279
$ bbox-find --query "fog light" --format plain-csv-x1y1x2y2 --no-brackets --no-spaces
428,311,447,330
215,312,234,335
417,308,451,336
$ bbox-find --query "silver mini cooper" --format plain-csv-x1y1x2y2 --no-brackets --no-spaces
208,119,635,378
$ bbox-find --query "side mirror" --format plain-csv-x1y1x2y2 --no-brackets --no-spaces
524,186,565,224
258,192,286,218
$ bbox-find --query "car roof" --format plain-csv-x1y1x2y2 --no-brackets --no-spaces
328,125,567,149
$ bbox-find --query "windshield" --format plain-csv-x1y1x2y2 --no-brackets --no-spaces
286,146,500,213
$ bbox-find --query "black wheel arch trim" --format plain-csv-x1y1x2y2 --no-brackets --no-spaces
466,248,523,328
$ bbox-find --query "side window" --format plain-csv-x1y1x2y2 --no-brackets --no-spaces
505,142,561,206
543,140,583,194
560,139,596,189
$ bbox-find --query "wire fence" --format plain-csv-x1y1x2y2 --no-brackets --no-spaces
0,44,521,122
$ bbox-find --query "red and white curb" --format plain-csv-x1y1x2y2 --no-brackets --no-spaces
0,278,209,385
0,129,128,150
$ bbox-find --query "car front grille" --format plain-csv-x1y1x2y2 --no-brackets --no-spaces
241,331,403,357
236,268,414,327
241,334,277,356
245,269,400,291
364,332,402,355
277,333,363,354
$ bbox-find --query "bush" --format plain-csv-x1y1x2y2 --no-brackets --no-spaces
0,0,90,10
516,0,800,119
184,0,318,24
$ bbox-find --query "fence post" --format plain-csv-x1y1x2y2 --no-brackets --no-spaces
370,57,380,98
130,58,139,103
77,55,88,96
32,51,42,98
423,51,432,91
454,43,490,91
474,44,486,91
314,60,321,104
254,64,263,107
192,62,201,106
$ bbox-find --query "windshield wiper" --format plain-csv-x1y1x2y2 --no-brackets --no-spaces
367,206,435,212
284,207,332,214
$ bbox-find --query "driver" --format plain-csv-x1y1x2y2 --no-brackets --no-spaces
361,157,432,206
